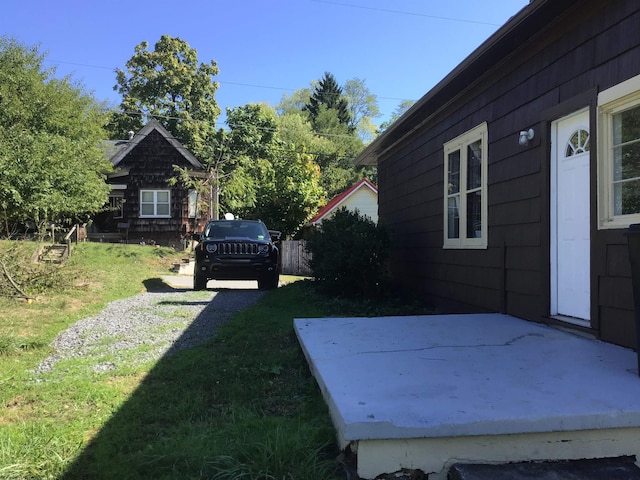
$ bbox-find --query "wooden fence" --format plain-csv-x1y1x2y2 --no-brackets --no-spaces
280,240,313,276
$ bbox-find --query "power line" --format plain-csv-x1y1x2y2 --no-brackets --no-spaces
311,0,502,26
45,59,413,103
115,108,365,142
119,124,359,161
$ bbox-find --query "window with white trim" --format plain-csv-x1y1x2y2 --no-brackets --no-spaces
443,123,488,248
598,73,640,229
188,189,198,219
140,190,171,218
109,194,124,219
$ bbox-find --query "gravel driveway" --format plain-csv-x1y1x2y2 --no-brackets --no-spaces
35,278,264,376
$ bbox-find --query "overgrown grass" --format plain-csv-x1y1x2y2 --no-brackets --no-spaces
0,241,431,479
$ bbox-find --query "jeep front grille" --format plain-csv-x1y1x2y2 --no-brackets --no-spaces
218,242,260,255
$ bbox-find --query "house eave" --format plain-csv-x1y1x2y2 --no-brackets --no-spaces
306,179,378,226
109,119,204,170
355,0,580,166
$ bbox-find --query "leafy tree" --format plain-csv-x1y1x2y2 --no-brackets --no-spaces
223,104,325,236
304,72,352,132
344,77,381,142
276,87,313,116
0,37,111,238
107,35,221,160
306,207,389,298
378,99,415,133
278,78,377,197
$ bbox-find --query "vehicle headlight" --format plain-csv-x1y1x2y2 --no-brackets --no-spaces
258,244,269,254
205,243,218,253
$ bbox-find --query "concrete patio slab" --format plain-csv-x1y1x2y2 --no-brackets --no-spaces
294,313,640,478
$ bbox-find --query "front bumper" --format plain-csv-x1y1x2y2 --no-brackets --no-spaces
195,256,278,280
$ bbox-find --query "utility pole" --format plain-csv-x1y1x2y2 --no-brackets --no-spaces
210,165,219,220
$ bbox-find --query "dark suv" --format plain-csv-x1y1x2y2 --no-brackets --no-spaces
192,219,280,290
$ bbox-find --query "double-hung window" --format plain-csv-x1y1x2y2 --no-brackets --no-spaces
188,189,198,219
109,194,124,219
443,122,488,248
140,190,170,218
598,73,640,228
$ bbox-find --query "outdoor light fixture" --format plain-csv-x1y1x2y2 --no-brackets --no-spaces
519,128,535,146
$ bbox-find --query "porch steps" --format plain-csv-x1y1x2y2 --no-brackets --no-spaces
39,244,68,263
294,313,640,479
172,259,194,275
449,456,640,480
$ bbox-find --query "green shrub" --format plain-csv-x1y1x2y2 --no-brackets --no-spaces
306,208,389,298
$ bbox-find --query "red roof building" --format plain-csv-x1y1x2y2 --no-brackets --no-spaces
307,178,378,227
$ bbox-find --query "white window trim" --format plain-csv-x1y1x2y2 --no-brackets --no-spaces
598,73,640,229
188,189,198,219
139,189,171,218
109,193,124,219
443,122,488,249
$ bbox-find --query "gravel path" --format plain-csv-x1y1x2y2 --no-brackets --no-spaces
34,286,264,375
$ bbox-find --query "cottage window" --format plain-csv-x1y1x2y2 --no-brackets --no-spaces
443,123,488,248
109,194,124,219
598,73,640,229
140,190,171,218
188,189,198,219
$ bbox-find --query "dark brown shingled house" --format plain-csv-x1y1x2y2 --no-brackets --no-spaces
92,119,209,247
355,0,640,349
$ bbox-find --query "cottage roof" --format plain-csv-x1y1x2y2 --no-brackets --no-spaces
355,0,579,166
108,119,204,169
308,178,378,226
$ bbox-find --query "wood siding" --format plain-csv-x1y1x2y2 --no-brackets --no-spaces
338,188,378,223
106,129,206,246
280,240,313,276
378,0,640,347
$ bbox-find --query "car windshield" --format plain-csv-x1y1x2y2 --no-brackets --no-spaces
204,221,269,240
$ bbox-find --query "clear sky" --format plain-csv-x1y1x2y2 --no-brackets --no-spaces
2,0,528,128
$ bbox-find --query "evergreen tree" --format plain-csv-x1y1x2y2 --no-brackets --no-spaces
304,72,352,131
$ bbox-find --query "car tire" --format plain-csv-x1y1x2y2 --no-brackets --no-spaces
258,272,279,290
193,271,208,290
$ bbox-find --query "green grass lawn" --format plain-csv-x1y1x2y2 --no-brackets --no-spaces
0,241,430,479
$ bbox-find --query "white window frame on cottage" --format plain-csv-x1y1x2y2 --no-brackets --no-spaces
140,189,171,218
443,122,488,249
109,194,124,219
188,189,198,219
598,73,640,229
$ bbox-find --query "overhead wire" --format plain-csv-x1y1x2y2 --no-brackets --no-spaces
114,108,364,141
310,0,502,26
46,58,413,104
115,113,363,161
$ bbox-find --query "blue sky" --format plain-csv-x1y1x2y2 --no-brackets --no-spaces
3,0,527,128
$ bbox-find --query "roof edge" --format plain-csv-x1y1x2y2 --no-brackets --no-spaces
308,178,378,225
355,0,578,166
109,119,204,169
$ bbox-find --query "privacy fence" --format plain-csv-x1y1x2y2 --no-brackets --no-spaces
280,240,312,276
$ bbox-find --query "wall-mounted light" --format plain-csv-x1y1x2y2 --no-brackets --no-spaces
519,128,534,146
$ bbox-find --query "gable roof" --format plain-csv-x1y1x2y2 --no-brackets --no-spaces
308,178,378,226
108,119,204,169
355,0,579,166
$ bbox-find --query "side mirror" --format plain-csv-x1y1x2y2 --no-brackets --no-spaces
192,232,201,242
269,230,281,242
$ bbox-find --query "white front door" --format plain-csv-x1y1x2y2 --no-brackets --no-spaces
551,109,591,324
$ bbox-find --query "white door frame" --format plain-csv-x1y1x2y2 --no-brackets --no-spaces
550,108,591,326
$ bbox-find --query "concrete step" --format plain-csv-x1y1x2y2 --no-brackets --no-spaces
448,456,640,480
40,244,68,262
